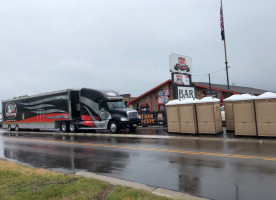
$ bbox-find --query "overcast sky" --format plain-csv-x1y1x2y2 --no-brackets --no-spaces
1,0,275,104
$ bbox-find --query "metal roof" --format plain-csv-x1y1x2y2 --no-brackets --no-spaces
128,80,269,105
127,80,171,105
194,82,268,95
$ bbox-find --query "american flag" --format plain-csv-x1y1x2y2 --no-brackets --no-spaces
220,0,225,41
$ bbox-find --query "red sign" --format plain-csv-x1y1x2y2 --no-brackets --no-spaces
178,57,186,65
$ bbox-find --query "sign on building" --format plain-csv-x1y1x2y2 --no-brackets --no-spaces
169,53,192,75
173,73,190,86
139,111,167,126
178,86,195,99
169,53,194,99
158,89,169,104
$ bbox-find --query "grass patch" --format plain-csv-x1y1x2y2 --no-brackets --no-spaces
0,159,174,200
0,159,107,200
107,185,171,200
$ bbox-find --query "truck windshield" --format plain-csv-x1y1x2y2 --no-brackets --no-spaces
107,101,126,109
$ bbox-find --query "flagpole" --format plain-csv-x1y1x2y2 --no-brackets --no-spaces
221,0,230,92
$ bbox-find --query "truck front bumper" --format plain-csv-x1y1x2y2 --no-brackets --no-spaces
118,119,141,129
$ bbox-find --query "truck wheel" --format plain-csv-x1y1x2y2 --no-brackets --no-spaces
61,122,68,132
8,125,12,131
109,121,119,133
69,122,77,132
129,127,137,132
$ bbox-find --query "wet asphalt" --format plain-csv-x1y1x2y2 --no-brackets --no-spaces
1,127,276,200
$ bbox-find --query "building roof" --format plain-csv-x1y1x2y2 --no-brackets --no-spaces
128,79,269,105
128,79,171,105
194,82,268,95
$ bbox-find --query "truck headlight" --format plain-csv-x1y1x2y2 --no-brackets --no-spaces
120,117,129,121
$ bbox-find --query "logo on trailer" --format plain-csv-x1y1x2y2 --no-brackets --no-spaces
5,102,17,119
174,57,190,72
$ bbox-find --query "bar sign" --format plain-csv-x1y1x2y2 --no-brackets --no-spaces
178,86,195,99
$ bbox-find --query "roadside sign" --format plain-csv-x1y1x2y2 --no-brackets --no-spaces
169,53,192,75
139,111,167,126
177,86,195,99
173,73,190,86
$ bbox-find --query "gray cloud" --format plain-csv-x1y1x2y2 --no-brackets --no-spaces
0,0,275,109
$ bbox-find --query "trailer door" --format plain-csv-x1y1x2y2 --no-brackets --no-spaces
37,109,45,129
70,91,81,120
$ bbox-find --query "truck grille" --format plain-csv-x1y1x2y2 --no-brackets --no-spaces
127,111,138,119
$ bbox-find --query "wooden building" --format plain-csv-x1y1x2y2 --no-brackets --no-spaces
127,79,268,112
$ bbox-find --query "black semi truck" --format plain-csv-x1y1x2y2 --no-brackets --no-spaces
2,88,141,133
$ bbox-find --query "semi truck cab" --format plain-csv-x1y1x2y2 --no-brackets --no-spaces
69,88,141,133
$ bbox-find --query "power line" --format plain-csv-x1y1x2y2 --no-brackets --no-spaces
193,67,225,80
192,74,208,77
198,76,208,82
210,67,225,75
193,67,225,77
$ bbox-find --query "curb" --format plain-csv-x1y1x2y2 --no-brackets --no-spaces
75,171,208,200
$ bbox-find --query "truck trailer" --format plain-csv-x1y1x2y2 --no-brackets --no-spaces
2,88,141,133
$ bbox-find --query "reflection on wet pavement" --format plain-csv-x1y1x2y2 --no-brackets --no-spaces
1,128,276,200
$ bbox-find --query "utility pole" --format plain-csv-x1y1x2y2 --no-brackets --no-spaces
208,74,212,96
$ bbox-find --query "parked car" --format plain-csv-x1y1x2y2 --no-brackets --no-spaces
221,106,225,124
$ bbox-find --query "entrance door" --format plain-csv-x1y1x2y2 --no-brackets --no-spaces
70,91,81,120
37,109,45,129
